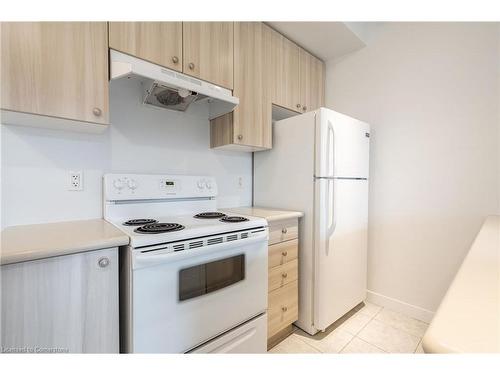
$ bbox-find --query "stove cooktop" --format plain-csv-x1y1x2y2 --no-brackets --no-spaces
113,212,268,248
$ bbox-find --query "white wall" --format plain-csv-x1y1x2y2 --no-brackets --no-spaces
326,23,500,317
1,78,252,228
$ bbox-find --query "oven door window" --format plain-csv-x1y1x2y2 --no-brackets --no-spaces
179,254,245,301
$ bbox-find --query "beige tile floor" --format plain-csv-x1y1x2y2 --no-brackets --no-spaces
269,302,428,354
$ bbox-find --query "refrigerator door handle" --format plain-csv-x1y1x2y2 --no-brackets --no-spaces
326,178,337,241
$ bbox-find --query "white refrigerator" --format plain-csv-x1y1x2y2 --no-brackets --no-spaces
254,107,370,335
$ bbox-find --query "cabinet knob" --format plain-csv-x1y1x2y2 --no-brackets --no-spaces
282,251,288,257
296,104,301,109
237,134,243,141
98,257,110,268
282,272,288,278
172,56,179,64
282,228,288,234
93,107,102,116
302,106,307,111
188,62,195,70
282,306,288,312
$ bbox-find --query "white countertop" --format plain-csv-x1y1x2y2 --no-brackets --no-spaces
225,206,303,223
1,219,130,265
422,216,500,353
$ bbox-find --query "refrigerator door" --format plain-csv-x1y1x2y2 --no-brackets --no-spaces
315,108,370,179
313,178,368,331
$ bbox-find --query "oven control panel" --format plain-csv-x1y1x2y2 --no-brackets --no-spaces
104,174,217,201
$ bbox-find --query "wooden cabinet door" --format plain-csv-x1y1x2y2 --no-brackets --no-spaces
232,22,271,149
211,22,271,150
1,248,119,353
1,22,109,125
109,22,183,72
299,49,325,113
264,25,300,112
183,22,234,89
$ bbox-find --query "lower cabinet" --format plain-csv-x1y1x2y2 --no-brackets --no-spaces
267,220,299,349
1,248,119,353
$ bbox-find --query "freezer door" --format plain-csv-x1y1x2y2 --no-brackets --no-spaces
313,178,368,331
315,108,370,179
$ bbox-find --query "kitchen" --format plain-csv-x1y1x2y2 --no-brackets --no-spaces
1,2,499,373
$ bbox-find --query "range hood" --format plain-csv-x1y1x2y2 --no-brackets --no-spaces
110,50,239,119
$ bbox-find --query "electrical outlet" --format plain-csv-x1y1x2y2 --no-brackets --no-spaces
68,171,83,191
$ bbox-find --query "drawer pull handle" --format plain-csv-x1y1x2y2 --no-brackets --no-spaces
282,228,288,234
282,306,288,312
282,251,288,256
282,272,288,278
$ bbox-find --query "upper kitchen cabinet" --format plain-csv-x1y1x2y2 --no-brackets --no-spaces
211,22,271,151
264,25,301,113
1,22,109,130
183,22,234,89
108,22,183,72
299,49,325,113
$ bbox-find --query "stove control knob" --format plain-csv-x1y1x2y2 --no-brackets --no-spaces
113,179,125,191
128,179,138,191
197,180,205,189
206,181,212,189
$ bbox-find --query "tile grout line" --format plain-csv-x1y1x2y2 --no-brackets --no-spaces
352,307,386,352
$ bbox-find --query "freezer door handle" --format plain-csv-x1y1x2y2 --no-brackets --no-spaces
326,122,335,177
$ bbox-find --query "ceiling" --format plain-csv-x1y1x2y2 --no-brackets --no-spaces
266,22,384,61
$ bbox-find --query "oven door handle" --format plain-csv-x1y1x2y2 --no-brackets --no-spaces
132,233,268,269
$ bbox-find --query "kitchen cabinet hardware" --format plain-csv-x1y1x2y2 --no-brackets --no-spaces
98,257,110,268
282,251,288,256
282,228,288,234
188,62,195,70
93,107,102,116
296,103,301,109
281,306,288,312
282,272,288,278
302,106,307,111
172,56,179,64
237,134,243,141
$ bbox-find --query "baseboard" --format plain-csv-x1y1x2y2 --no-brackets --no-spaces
366,290,435,323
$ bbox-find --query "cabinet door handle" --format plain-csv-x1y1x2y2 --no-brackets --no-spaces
282,251,288,256
296,104,301,109
302,106,307,111
282,272,288,278
98,257,110,268
188,62,195,70
282,228,288,234
172,56,179,64
237,134,243,141
93,107,102,116
282,306,288,312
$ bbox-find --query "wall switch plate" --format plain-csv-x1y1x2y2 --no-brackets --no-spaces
68,171,83,191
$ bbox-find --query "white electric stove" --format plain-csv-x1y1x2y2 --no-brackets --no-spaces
103,173,269,353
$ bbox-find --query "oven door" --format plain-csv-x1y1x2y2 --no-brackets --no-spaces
130,233,268,353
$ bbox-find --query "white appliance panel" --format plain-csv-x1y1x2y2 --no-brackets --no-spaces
189,313,267,353
314,178,368,331
315,108,370,179
131,236,268,353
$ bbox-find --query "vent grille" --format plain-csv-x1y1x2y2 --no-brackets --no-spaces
189,241,203,249
173,244,185,252
227,234,238,241
241,232,249,239
207,237,223,245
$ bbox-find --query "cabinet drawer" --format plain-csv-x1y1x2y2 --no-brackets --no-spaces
268,239,298,269
268,259,298,292
268,280,298,338
268,219,298,245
